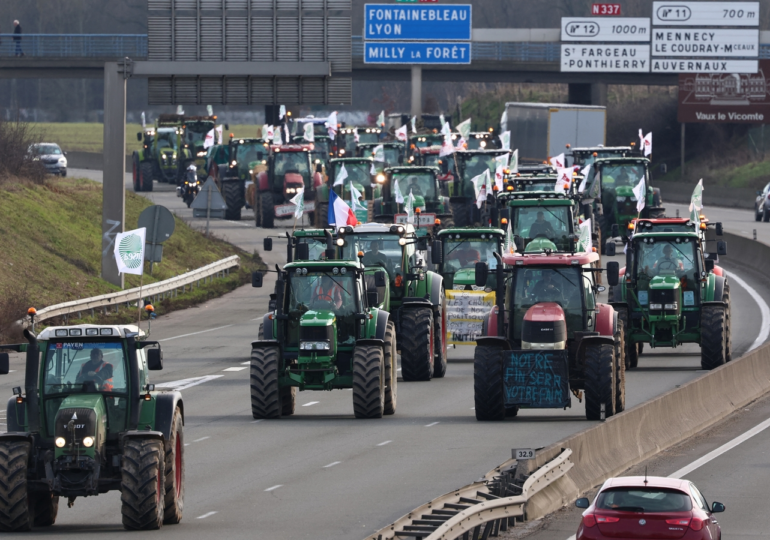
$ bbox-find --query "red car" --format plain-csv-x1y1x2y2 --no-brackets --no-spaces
575,476,725,539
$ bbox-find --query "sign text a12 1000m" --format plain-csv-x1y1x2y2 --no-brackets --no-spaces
561,45,650,72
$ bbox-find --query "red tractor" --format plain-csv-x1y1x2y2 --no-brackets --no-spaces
470,250,625,421
252,144,324,228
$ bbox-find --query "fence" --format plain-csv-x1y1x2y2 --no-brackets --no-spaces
0,34,147,58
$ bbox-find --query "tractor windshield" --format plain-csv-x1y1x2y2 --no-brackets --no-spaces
465,136,492,150
515,178,559,192
634,238,699,286
236,143,268,168
511,267,584,341
359,131,380,144
393,171,436,201
183,121,215,147
457,153,498,182
333,161,370,185
156,130,178,150
512,205,573,251
287,271,356,316
312,139,331,157
600,163,646,188
274,151,311,185
411,135,444,149
43,341,128,395
382,146,403,168
421,153,439,167
444,237,500,270
340,234,405,277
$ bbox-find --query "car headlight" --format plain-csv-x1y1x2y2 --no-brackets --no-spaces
82,436,94,448
616,196,626,202
664,303,678,310
300,341,330,351
55,437,66,448
649,303,663,310
59,157,66,163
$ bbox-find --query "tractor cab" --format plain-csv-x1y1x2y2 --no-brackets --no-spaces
449,149,511,227
181,116,217,179
433,228,504,290
316,157,377,226
357,142,405,172
372,166,451,233
292,134,333,172
337,126,382,157
465,131,498,150
408,133,445,158
227,137,269,181
568,145,638,167
154,126,181,182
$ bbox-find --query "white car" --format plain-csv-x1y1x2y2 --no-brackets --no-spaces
29,142,67,176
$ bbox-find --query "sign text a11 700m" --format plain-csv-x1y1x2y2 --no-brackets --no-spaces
364,4,472,41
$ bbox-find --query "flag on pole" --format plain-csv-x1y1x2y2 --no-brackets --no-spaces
440,134,455,156
114,228,146,276
284,124,290,145
203,129,215,149
494,154,508,191
499,131,511,151
456,118,472,141
334,164,348,186
176,105,184,115
206,105,214,116
549,153,565,169
264,124,274,140
632,176,646,213
396,124,408,142
405,189,415,224
439,114,445,127
394,179,405,204
273,127,283,146
328,190,357,229
578,164,591,193
510,148,519,173
326,111,338,138
370,162,377,175
290,188,305,220
303,122,315,142
638,128,644,149
505,220,515,254
377,110,385,126
373,144,385,162
216,125,223,145
141,112,146,128
455,137,467,150
579,219,592,252
279,105,286,120
441,121,452,136
689,179,704,226
354,130,360,143
555,167,572,194
350,182,363,212
411,115,417,134
500,109,508,131
471,170,488,198
642,132,652,156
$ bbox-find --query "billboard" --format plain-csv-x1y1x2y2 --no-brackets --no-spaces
678,60,770,123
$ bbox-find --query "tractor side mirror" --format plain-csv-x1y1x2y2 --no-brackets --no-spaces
0,352,8,375
611,224,619,238
605,241,616,257
263,237,273,251
475,262,489,287
367,291,378,307
514,236,525,253
575,498,590,509
500,207,511,222
296,243,310,260
136,132,142,142
416,237,427,251
606,261,619,287
147,348,163,371
374,271,387,288
316,163,323,173
224,124,230,130
715,222,723,236
717,241,727,256
431,240,443,265
252,272,264,288
705,259,715,273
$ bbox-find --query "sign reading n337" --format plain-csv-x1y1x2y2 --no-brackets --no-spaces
364,4,472,41
561,18,650,42
652,2,759,27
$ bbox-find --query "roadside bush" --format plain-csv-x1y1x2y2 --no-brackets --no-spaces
0,119,46,185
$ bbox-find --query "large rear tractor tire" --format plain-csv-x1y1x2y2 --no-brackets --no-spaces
584,343,616,420
433,290,448,378
473,346,505,421
614,319,626,414
399,308,434,382
258,191,275,229
352,345,385,419
701,306,727,370
450,201,470,228
383,321,397,415
250,346,282,418
0,440,33,532
222,181,244,221
121,438,165,530
315,202,329,229
162,407,184,524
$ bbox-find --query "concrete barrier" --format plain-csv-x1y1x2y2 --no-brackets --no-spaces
68,151,131,173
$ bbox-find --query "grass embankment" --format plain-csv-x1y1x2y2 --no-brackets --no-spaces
32,123,263,155
657,157,770,191
0,177,263,342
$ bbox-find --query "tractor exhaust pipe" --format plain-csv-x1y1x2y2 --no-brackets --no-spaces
23,328,41,433
286,231,293,264
325,229,336,260
494,252,505,338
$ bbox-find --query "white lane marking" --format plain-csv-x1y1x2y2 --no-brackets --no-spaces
251,420,263,424
397,367,402,371
725,270,770,352
669,416,770,479
196,511,218,519
158,324,234,342
265,484,283,492
377,440,392,446
155,375,224,391
193,437,210,443
241,361,251,365
222,366,247,372
323,461,341,468
425,422,440,427
302,401,320,407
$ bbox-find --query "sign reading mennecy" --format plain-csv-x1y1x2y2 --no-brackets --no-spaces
364,4,472,40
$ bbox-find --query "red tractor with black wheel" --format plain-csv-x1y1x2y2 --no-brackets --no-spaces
470,250,625,421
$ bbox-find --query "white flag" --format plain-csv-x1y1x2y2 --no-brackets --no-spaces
642,132,652,156
471,170,488,198
216,125,223,145
264,124,274,140
499,131,511,151
506,220,515,254
440,114,445,127
500,109,508,130
456,118,472,141
549,153,565,169
394,179,405,204
476,183,487,209
303,122,315,142
396,124,408,142
494,154,508,191
441,121,452,136
455,137,466,150
632,177,646,213
334,164,348,186
510,149,519,173
273,127,283,146
350,182,363,211
279,105,286,120
141,112,146,128
203,129,215,149
206,105,214,116
377,110,385,126
114,228,146,276
354,130,360,143
176,105,184,115
326,111,338,138
578,164,591,193
555,167,572,194
405,189,415,223
370,162,376,175
284,124,290,145
440,135,455,156
290,189,304,220
579,218,592,252
373,144,385,162
411,115,417,134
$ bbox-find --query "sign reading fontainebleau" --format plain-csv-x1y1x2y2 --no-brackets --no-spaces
364,4,472,41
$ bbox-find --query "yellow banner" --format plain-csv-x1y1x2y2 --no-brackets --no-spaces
445,290,496,345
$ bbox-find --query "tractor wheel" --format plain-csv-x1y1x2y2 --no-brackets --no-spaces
700,305,727,370
132,154,141,192
383,321,397,415
140,161,154,192
723,285,732,362
615,307,637,370
584,343,616,420
638,343,644,356
222,181,244,221
352,345,385,419
250,346,281,419
32,493,58,527
399,308,434,382
281,387,296,416
473,346,505,421
614,318,626,414
755,204,762,222
0,440,33,532
121,438,165,530
433,290,448,379
259,191,275,229
162,407,184,524
764,205,770,223
450,201,470,228
315,202,329,229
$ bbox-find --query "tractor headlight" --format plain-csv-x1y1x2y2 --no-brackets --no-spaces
82,436,94,448
336,238,345,246
376,174,385,183
616,196,626,202
197,151,206,157
231,160,237,167
398,238,407,246
55,437,66,448
172,153,177,159
300,341,330,351
664,303,678,310
649,303,663,310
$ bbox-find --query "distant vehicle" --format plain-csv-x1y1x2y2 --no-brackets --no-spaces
575,476,725,540
29,143,67,176
755,181,770,221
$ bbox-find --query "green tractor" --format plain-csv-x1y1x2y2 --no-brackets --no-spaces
336,126,382,158
134,121,182,186
132,128,156,192
407,133,445,159
0,324,183,531
206,137,269,221
178,115,218,182
607,220,730,371
567,145,637,167
336,223,448,380
315,157,377,228
445,149,510,227
357,142,406,172
250,236,397,419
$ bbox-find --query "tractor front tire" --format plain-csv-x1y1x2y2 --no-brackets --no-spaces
259,191,275,229
281,387,296,417
315,202,329,229
222,181,244,221
140,161,154,192
0,440,33,532
584,343,616,420
701,306,727,370
352,345,385,419
121,438,165,530
163,407,184,524
724,285,732,362
383,321,397,415
615,307,637,370
450,201,470,228
433,290,448,378
473,346,505,421
250,346,282,419
399,308,434,382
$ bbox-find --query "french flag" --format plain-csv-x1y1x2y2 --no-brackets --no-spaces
328,189,357,229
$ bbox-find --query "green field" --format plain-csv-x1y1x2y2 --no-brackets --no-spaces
30,122,263,154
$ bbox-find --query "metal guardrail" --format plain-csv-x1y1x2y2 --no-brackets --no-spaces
30,255,240,325
366,449,573,540
0,34,147,58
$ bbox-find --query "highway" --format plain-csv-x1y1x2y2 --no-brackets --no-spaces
1,173,767,538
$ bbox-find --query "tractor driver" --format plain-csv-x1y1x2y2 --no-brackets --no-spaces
312,275,344,310
407,175,424,196
362,240,391,271
529,211,555,239
76,349,114,392
532,272,565,305
651,244,684,275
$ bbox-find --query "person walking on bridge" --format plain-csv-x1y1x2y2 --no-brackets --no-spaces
13,20,23,57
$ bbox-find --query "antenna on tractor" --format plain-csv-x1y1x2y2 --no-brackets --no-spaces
644,466,648,486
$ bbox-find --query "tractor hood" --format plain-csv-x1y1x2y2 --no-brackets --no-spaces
649,275,681,291
54,394,107,458
453,267,476,286
284,172,305,188
525,237,559,253
300,310,336,326
615,184,635,196
298,310,337,358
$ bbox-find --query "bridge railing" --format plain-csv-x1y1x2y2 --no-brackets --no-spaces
0,34,147,58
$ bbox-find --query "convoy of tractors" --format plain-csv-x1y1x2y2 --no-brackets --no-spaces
0,112,731,532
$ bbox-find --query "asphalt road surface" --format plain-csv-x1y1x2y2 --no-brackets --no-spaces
0,172,766,539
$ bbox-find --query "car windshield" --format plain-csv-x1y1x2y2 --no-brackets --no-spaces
44,341,128,395
634,238,698,284
459,154,497,181
511,267,583,339
184,121,215,146
393,172,436,201
274,151,310,181
444,237,500,271
334,161,370,185
596,488,693,513
236,143,268,166
340,233,404,276
34,144,62,155
513,205,572,250
288,271,356,316
156,130,178,150
601,163,646,187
